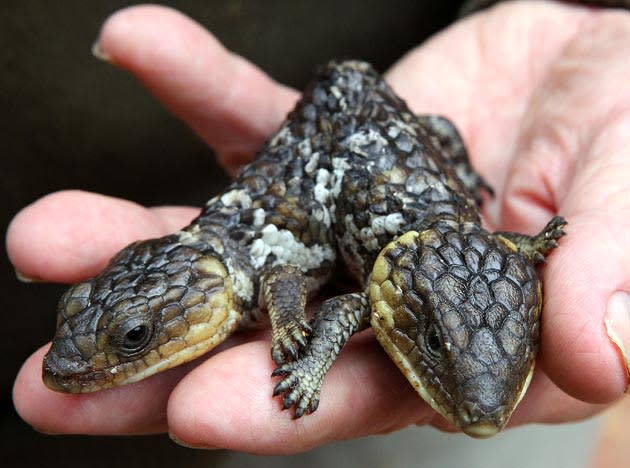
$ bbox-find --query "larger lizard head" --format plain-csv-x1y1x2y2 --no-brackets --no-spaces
43,232,240,393
369,225,542,438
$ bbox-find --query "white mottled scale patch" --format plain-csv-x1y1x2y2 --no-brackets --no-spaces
329,85,347,111
252,208,266,227
341,211,408,277
269,126,295,148
224,257,254,303
177,230,197,245
249,224,335,271
178,224,200,241
261,224,280,244
314,168,332,204
389,119,418,138
358,227,380,251
371,213,405,236
249,240,269,267
298,138,312,157
304,151,320,175
312,207,331,228
387,125,401,139
331,157,349,198
307,164,338,228
177,226,224,255
316,168,331,185
220,189,252,209
344,129,389,157
313,185,329,206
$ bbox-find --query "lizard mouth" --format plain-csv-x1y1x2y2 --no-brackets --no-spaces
461,421,501,439
42,350,115,393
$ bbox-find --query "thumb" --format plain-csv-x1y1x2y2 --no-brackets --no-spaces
498,17,630,403
540,208,630,403
540,110,630,402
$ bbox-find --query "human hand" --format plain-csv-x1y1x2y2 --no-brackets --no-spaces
9,1,630,454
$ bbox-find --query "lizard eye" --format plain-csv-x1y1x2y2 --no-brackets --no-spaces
118,322,153,355
426,324,443,358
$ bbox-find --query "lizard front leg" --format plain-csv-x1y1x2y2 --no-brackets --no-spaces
272,292,370,418
261,265,311,365
496,216,567,263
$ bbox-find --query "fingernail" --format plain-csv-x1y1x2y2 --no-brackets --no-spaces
168,431,218,450
91,41,112,63
15,269,43,283
605,291,630,394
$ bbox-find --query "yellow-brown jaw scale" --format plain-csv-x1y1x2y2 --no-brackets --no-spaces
43,235,241,393
369,225,543,438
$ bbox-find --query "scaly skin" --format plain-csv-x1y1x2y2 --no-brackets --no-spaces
43,61,566,438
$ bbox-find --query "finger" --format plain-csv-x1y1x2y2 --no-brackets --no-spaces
13,327,267,435
499,14,630,403
167,334,431,454
12,345,179,434
96,5,298,172
6,190,199,283
540,213,630,402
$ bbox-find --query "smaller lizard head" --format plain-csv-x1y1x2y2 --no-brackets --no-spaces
369,225,542,438
43,233,239,393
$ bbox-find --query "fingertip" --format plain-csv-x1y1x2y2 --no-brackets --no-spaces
539,220,629,404
13,344,178,435
12,345,112,435
96,4,211,72
95,4,297,170
12,345,57,433
6,190,169,283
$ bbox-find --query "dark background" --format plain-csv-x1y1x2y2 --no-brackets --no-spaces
1,1,462,466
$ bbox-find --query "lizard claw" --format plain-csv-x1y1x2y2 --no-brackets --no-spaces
271,319,312,365
272,358,322,418
533,216,568,259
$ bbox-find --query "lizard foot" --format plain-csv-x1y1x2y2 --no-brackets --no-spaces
532,215,567,260
271,318,312,365
272,357,322,418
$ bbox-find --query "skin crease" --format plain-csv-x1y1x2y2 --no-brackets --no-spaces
7,1,630,455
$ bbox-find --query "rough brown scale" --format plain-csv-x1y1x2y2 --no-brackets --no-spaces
43,61,566,438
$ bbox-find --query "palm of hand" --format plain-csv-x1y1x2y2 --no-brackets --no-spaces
9,1,630,454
